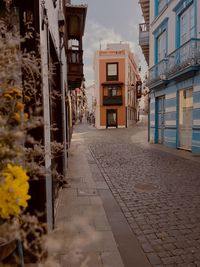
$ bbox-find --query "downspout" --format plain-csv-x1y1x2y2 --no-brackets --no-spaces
40,0,53,231
58,0,67,179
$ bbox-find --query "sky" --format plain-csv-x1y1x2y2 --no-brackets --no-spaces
72,0,147,86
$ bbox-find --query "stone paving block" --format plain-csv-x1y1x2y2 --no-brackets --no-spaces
100,251,124,267
80,231,119,252
137,235,148,244
142,243,154,253
90,196,104,205
60,251,103,267
146,253,162,265
162,243,176,251
161,256,181,265
93,214,111,231
77,187,98,196
152,244,163,252
181,253,197,262
65,196,91,207
95,181,109,189
171,248,184,256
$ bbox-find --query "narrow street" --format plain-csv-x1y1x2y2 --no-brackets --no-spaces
55,118,200,267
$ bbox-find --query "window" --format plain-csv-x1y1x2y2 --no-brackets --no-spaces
103,85,122,97
157,30,167,61
106,63,118,81
52,0,57,8
153,17,168,64
155,0,168,16
180,4,194,45
158,0,167,14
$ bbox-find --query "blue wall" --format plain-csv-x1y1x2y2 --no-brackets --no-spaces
149,71,200,154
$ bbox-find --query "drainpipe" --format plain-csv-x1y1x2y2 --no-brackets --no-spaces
148,92,150,142
58,1,67,179
40,0,53,231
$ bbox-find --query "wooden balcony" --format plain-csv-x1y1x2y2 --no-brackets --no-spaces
139,23,149,65
136,80,142,99
67,50,84,89
103,96,122,106
139,0,150,23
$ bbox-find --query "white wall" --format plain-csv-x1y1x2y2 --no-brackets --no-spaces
93,51,100,128
150,1,177,67
39,0,68,230
85,84,95,113
149,0,200,68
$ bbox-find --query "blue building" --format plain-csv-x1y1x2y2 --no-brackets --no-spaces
139,0,200,153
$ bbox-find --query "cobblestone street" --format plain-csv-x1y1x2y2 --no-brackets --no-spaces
76,119,200,267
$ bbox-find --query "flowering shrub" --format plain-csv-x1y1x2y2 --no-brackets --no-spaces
0,164,30,219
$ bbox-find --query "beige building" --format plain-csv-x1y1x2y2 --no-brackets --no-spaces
94,43,141,129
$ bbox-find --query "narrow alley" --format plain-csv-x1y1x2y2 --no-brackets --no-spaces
55,119,200,267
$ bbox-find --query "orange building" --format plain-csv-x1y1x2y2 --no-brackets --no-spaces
94,43,142,129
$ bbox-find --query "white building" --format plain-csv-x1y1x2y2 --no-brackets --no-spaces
85,84,95,114
139,0,200,153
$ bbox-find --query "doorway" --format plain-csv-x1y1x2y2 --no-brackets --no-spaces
178,88,193,150
106,109,117,128
156,96,165,144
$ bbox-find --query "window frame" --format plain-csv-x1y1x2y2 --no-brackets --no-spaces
173,0,197,48
153,18,168,64
106,62,119,81
155,0,168,17
103,85,122,97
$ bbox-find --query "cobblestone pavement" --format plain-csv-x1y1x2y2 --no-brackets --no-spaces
78,120,200,267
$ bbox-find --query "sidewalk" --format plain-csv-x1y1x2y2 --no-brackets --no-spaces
55,129,124,267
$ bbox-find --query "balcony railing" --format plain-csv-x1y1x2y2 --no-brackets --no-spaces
139,23,149,46
103,96,122,106
149,59,167,84
167,39,200,77
149,39,200,87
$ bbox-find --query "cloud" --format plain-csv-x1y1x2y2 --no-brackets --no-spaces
83,19,123,86
83,19,147,86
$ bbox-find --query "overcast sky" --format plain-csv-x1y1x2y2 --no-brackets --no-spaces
72,0,147,86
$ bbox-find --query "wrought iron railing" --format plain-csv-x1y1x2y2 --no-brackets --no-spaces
167,39,200,76
149,59,167,84
149,39,200,86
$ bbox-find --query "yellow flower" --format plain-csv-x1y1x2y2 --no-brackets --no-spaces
3,93,12,99
13,112,28,123
24,95,31,102
0,164,30,219
2,87,22,99
16,102,24,111
24,113,28,121
14,112,20,123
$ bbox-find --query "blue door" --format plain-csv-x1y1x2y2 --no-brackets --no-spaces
157,96,165,144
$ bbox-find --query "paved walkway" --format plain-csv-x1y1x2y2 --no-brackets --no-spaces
55,119,200,267
54,122,150,267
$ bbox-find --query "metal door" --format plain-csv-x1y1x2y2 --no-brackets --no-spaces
157,96,165,144
178,88,193,150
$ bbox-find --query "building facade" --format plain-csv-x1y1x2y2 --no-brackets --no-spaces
94,43,141,129
85,84,95,114
0,0,87,230
139,0,200,154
